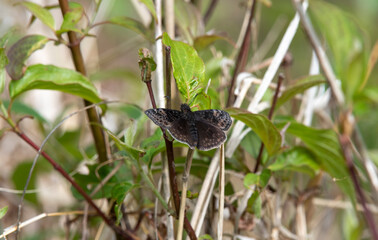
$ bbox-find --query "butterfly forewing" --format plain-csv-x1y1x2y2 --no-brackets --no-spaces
144,108,182,129
195,120,227,150
194,110,232,131
168,118,198,149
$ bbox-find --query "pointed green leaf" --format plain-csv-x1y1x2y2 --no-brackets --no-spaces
244,170,271,189
162,32,206,102
0,206,8,219
9,64,102,105
244,173,259,189
283,121,356,202
193,34,233,52
107,17,154,42
275,75,326,109
56,2,84,35
112,181,136,224
192,92,211,110
20,1,55,31
227,108,282,155
107,130,144,161
310,0,368,101
6,35,49,80
112,181,134,205
248,190,262,218
268,146,320,176
138,0,157,22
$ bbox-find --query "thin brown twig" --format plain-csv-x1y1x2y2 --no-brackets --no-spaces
226,0,257,107
203,0,219,24
339,133,378,239
15,131,136,239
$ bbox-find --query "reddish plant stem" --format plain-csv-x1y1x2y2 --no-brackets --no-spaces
165,46,172,109
16,131,136,240
144,54,197,239
203,0,219,24
339,134,378,239
226,0,257,107
253,74,284,173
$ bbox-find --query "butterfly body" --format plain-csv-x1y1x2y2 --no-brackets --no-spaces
145,104,232,151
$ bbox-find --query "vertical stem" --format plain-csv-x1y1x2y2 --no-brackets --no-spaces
58,0,108,163
339,134,378,239
217,144,225,240
226,0,256,107
177,148,195,240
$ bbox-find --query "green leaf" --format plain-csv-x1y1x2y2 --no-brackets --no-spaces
283,121,356,202
275,75,326,109
12,162,40,205
192,92,211,110
141,129,166,164
138,0,157,22
107,17,154,42
9,64,102,105
244,170,271,189
0,206,8,219
199,234,214,240
244,173,259,189
162,32,206,102
193,34,233,52
247,190,262,218
20,1,55,31
118,104,144,119
6,35,49,80
56,2,84,35
268,146,320,176
310,0,368,102
246,190,262,218
107,130,144,161
112,181,134,204
71,163,133,200
227,108,282,156
112,181,138,224
0,48,8,93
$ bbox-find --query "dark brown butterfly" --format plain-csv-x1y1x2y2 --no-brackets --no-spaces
145,104,232,151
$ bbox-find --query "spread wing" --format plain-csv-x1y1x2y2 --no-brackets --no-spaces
196,120,227,151
167,118,198,149
194,109,232,131
145,108,182,129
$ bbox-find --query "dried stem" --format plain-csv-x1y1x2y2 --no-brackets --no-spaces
217,144,225,239
292,0,344,105
177,148,195,240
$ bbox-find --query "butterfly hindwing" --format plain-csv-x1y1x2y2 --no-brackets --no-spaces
144,108,182,129
194,109,232,131
167,118,198,149
195,119,227,151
